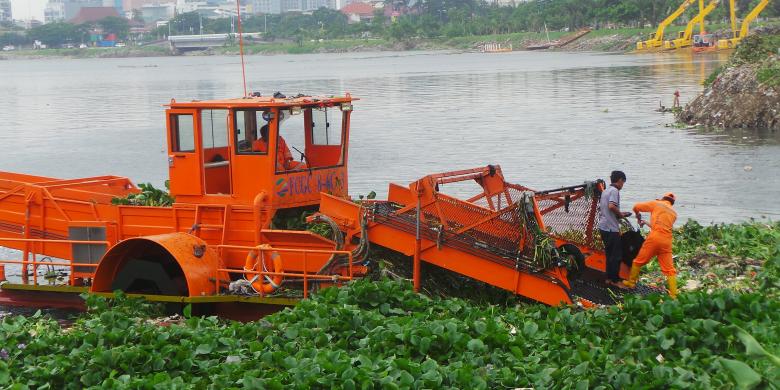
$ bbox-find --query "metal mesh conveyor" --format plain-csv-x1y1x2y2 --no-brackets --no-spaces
340,167,665,307
534,182,602,248
368,201,531,270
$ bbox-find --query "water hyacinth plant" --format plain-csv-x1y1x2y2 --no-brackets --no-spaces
0,221,776,388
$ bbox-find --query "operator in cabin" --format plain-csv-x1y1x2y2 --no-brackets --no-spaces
253,124,299,171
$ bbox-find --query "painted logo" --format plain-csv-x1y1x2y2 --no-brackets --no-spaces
276,178,289,197
275,171,345,199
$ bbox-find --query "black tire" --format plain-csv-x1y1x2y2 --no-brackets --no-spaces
558,243,585,278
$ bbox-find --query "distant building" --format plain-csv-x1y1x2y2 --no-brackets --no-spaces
123,0,168,12
249,0,336,14
44,2,66,22
103,0,124,12
251,0,281,14
174,0,247,18
340,2,374,23
0,0,11,22
69,6,121,24
45,0,105,23
139,3,175,22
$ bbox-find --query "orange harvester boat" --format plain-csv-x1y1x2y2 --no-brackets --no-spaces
0,94,658,316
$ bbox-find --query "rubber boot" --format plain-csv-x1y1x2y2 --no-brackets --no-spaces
622,264,642,289
667,275,678,299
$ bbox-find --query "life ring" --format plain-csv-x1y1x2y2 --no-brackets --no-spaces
243,244,283,294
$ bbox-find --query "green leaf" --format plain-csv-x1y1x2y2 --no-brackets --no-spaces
733,326,780,367
0,361,9,385
523,322,538,337
720,358,762,390
572,361,589,375
467,338,486,353
195,344,213,355
183,304,192,318
419,336,432,355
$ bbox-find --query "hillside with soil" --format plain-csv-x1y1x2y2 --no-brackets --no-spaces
677,32,780,131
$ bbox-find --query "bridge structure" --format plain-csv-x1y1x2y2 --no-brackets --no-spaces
168,33,263,52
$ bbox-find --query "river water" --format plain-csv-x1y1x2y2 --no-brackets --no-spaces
0,50,777,223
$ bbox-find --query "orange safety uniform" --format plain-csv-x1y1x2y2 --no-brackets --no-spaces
252,139,268,153
252,136,296,170
632,200,677,276
276,137,295,170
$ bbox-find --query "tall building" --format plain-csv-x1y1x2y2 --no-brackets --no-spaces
252,0,280,14
0,0,12,22
44,1,66,23
139,3,175,22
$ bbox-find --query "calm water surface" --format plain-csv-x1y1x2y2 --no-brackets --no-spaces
0,50,778,223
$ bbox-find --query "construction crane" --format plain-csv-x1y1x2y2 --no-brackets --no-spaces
636,0,698,51
664,0,720,50
717,0,771,48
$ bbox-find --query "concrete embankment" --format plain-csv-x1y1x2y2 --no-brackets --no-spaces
677,33,780,131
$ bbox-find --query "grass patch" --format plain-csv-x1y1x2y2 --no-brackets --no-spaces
757,61,780,87
731,33,780,65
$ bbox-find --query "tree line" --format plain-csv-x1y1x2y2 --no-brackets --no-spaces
170,0,778,41
0,16,129,47
2,0,777,47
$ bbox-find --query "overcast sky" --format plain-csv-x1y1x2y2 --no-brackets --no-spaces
11,0,47,21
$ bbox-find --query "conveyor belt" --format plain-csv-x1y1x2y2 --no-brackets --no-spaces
368,201,665,306
569,268,665,305
369,201,530,269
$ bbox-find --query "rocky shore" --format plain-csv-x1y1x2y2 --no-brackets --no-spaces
677,32,780,131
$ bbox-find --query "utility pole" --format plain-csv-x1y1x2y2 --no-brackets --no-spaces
199,13,203,34
264,13,267,34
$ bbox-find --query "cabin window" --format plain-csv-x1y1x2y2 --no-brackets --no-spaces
171,114,195,153
276,109,307,172
234,109,270,155
276,107,345,173
311,107,343,146
201,109,229,150
200,109,231,195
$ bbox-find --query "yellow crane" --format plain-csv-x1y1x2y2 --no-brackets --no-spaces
717,0,771,48
636,0,698,51
664,0,720,50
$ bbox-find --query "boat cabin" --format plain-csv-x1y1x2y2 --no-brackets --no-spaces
165,95,354,211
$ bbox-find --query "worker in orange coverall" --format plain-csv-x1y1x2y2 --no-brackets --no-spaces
622,193,678,298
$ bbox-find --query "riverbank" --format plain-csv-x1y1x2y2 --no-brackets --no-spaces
678,31,780,131
0,30,652,59
4,20,778,60
0,220,778,387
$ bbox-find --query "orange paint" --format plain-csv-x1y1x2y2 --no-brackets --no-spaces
0,95,361,298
